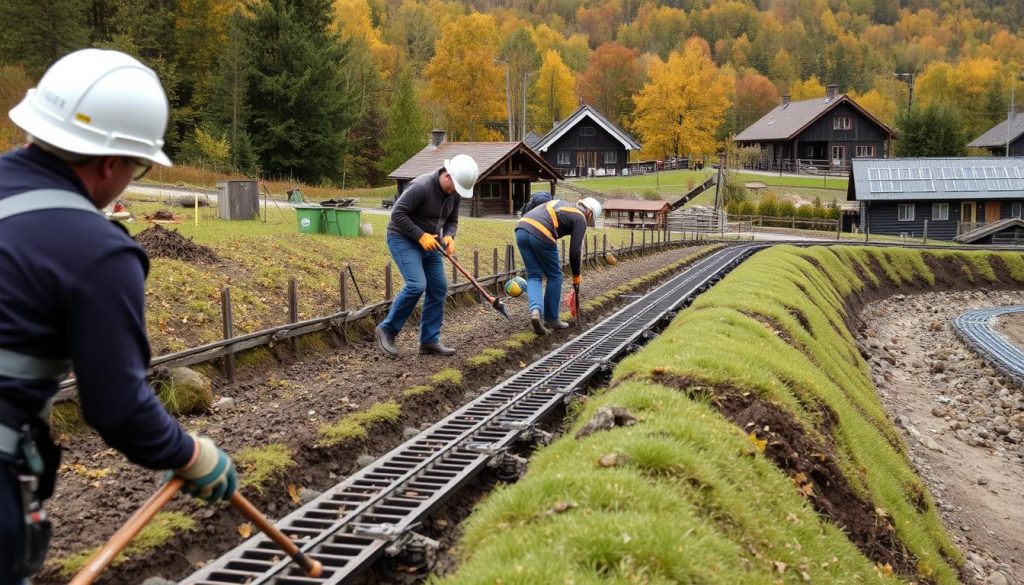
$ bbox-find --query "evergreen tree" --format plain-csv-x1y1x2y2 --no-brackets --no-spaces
378,69,427,177
238,0,359,183
893,103,967,157
204,9,259,174
0,0,90,75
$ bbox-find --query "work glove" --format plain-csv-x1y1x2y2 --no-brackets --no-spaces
418,232,442,252
572,274,582,286
175,434,237,503
442,236,455,256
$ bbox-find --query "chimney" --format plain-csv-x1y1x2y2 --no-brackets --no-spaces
826,84,838,101
782,95,790,107
429,129,446,147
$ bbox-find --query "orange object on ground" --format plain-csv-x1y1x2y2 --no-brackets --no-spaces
565,289,578,318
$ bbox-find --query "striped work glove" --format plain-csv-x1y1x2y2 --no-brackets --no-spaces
175,434,237,503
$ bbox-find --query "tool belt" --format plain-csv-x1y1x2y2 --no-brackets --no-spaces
0,397,60,577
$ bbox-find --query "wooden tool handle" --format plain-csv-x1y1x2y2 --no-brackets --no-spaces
69,478,185,585
230,492,323,577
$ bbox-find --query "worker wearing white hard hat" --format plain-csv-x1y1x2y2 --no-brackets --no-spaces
0,49,235,582
375,153,480,357
515,196,601,335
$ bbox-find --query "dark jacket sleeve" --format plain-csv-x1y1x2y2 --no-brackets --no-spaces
66,249,194,470
390,183,428,240
442,196,459,239
567,214,587,276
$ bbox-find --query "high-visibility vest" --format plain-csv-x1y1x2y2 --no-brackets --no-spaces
518,200,585,243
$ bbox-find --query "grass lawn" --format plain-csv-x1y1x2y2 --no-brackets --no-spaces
569,168,849,206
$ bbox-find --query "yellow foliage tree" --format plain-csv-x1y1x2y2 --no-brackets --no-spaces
631,38,731,159
530,50,577,133
849,89,896,128
789,76,825,101
424,13,506,141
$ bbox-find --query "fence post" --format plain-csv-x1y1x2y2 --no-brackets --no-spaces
922,219,928,244
505,244,513,276
493,247,500,295
630,231,634,255
592,235,598,266
288,277,298,353
641,230,646,254
339,266,348,312
385,262,393,300
452,255,457,283
602,233,607,261
583,236,588,266
836,216,841,240
220,287,234,383
473,250,479,279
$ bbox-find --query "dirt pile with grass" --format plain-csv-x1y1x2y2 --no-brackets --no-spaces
437,247,1024,585
135,223,219,263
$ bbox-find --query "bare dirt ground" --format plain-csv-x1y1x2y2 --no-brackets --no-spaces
859,290,1024,585
36,243,715,584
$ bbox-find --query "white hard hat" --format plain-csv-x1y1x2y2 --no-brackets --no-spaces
443,154,479,199
577,197,602,227
9,48,172,166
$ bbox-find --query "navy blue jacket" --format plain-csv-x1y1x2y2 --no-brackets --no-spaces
0,146,193,470
515,200,588,277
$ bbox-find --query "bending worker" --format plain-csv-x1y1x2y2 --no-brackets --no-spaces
515,197,602,335
375,154,479,357
0,49,236,582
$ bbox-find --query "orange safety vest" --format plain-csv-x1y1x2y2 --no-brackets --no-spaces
518,200,585,243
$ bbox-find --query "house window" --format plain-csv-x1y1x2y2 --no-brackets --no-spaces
557,151,571,165
479,183,501,199
931,202,949,221
806,145,814,157
1013,203,1022,218
898,203,915,221
834,116,852,130
604,151,617,164
855,145,875,157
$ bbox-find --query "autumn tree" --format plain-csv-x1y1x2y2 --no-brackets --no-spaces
732,70,779,135
577,42,645,128
616,4,689,59
632,38,732,160
424,13,506,141
788,76,825,100
500,28,541,141
530,50,576,133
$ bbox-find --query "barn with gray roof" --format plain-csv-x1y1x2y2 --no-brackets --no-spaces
848,157,1024,242
968,113,1024,157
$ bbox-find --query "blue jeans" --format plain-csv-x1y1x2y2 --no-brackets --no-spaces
379,232,448,345
515,229,562,322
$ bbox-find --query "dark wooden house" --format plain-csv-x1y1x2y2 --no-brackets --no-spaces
735,86,895,174
530,104,641,178
388,130,563,217
968,113,1024,157
848,157,1024,241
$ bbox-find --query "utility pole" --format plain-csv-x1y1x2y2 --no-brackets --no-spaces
1007,70,1022,157
894,72,915,109
496,59,512,141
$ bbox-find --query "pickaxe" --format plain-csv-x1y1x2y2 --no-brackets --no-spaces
436,241,510,320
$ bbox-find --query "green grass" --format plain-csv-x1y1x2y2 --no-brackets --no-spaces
430,368,463,387
403,384,434,397
54,512,195,577
466,347,508,368
316,400,402,447
439,245,1008,585
235,443,296,493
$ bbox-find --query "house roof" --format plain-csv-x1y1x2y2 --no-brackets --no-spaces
388,141,562,181
602,199,672,212
968,114,1024,148
532,104,641,153
956,217,1024,243
734,94,896,142
848,157,1024,201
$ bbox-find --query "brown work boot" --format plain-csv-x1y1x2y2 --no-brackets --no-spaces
375,325,399,357
419,342,456,356
545,320,570,331
530,308,548,336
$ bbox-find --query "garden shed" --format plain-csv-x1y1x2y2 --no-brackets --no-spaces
601,199,672,230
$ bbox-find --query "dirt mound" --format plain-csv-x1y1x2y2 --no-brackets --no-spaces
134,224,218,263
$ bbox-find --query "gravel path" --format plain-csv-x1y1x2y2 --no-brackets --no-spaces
859,290,1024,585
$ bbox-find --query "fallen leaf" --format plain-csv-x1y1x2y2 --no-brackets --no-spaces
287,484,302,504
238,523,252,538
747,433,767,454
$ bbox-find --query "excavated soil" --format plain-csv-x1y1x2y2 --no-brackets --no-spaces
134,223,219,263
35,243,712,585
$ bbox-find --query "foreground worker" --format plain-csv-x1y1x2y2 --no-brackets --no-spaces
0,49,236,582
514,197,602,335
375,154,480,357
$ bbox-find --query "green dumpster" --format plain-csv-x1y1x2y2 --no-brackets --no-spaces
335,208,362,237
322,207,342,236
295,206,323,234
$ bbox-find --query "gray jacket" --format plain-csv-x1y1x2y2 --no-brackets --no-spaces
387,170,459,241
